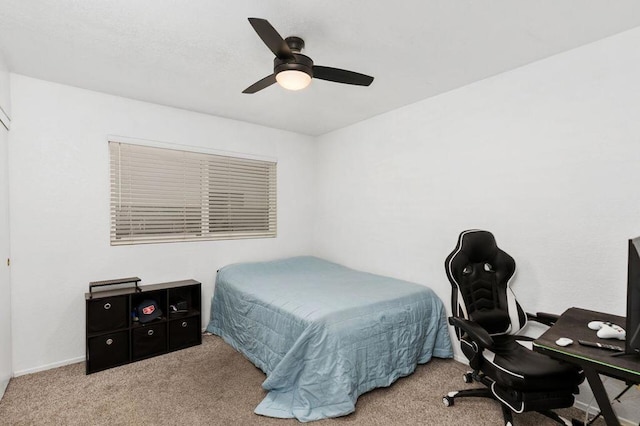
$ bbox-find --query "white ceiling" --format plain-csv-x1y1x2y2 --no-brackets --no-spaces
1,1,640,136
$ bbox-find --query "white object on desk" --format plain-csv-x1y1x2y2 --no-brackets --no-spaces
587,320,626,340
555,337,573,347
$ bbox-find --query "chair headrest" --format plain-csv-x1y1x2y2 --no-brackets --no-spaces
456,230,499,263
447,229,512,289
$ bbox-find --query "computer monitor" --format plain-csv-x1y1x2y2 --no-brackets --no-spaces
625,237,640,355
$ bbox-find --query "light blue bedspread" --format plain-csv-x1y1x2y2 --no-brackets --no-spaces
206,256,453,422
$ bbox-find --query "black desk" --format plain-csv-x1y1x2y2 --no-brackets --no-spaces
533,307,640,426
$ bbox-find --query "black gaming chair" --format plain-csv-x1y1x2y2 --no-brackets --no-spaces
443,230,584,426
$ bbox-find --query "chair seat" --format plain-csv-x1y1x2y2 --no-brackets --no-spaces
481,336,584,392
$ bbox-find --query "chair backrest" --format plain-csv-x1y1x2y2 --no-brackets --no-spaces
445,229,527,336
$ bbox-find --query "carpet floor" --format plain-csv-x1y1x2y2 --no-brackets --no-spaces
0,334,602,425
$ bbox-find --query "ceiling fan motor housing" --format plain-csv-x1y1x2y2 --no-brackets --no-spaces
284,36,305,52
274,53,314,78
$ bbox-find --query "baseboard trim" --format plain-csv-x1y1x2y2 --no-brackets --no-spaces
13,356,84,377
0,377,9,400
452,354,468,364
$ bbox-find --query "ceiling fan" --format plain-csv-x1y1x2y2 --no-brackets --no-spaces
242,18,374,94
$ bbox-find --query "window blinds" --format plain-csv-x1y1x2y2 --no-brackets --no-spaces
109,142,277,245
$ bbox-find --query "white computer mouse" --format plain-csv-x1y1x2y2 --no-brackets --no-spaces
555,337,574,347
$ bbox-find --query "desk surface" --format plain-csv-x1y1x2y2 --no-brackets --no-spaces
533,307,640,382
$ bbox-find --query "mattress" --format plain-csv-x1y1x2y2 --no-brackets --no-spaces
206,256,453,421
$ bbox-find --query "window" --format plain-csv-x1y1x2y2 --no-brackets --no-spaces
109,141,276,245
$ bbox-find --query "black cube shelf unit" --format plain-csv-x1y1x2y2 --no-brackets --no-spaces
85,278,202,374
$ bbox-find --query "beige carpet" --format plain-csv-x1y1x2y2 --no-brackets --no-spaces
0,334,601,425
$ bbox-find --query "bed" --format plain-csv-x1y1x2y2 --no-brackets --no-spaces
206,256,453,422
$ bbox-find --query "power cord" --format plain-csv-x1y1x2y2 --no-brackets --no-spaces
583,391,597,425
583,377,635,425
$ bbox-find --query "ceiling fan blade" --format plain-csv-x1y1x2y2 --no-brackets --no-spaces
242,74,277,94
313,66,374,86
248,18,293,59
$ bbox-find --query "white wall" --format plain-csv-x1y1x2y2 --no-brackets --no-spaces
8,74,316,375
314,27,640,420
0,51,12,399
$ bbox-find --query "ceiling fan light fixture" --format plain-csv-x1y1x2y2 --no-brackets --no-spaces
276,70,312,91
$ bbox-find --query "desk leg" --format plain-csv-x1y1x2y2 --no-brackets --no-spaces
583,368,619,426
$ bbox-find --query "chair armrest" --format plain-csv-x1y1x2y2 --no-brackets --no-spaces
448,317,494,349
526,311,559,327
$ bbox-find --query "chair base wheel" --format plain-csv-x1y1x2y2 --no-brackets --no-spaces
463,372,473,383
443,395,454,407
